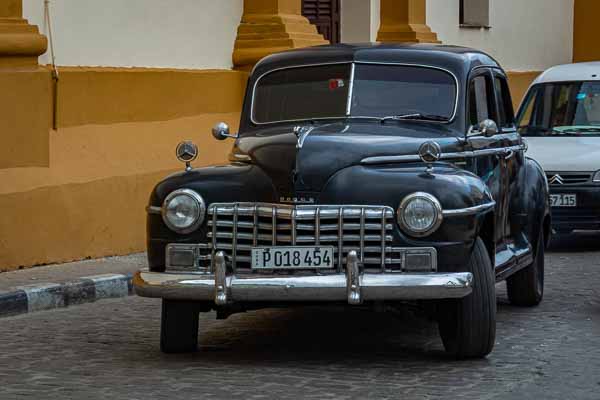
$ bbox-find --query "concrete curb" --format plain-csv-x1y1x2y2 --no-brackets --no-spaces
0,273,134,318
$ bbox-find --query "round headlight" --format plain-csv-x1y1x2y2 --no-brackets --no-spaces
398,192,443,237
593,170,600,183
162,189,206,234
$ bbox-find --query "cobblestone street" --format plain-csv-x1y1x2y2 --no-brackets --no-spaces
1,235,599,400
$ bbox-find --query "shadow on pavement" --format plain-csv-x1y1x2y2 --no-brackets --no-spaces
548,231,600,252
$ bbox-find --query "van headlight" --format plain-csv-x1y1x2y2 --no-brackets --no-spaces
162,189,206,234
593,170,600,183
397,192,443,237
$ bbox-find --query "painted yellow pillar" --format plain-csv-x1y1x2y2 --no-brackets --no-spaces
233,0,328,71
377,0,440,43
0,0,47,68
0,0,50,169
573,0,600,62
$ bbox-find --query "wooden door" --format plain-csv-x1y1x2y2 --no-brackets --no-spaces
302,0,341,44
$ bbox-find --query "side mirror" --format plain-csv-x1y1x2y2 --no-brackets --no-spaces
478,119,499,137
468,119,498,138
212,122,237,141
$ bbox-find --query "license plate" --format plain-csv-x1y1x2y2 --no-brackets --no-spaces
550,194,577,207
251,246,335,270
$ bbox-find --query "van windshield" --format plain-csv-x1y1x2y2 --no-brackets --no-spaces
517,81,600,137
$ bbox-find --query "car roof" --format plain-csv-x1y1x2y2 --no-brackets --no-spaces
251,43,501,79
533,62,600,85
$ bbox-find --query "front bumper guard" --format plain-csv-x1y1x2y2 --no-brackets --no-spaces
134,251,473,305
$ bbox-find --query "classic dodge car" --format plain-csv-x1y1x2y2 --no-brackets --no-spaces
134,44,551,359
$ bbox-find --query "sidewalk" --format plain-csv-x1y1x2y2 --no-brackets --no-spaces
0,253,146,318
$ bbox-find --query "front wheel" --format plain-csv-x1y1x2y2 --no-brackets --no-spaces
506,230,545,306
438,237,496,359
160,300,200,353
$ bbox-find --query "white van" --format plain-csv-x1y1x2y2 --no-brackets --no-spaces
517,62,600,234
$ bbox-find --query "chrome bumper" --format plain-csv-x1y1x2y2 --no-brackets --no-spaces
134,252,473,304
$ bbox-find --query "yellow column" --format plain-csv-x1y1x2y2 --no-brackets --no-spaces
0,0,47,68
233,0,329,71
573,0,600,62
377,0,440,43
0,0,50,169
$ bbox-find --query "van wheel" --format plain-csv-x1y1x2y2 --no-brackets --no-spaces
506,230,545,306
160,300,200,353
438,237,496,359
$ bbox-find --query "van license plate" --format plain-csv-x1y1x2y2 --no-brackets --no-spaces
550,194,577,207
251,246,335,270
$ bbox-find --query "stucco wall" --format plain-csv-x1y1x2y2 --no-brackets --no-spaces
22,0,243,69
427,0,574,71
341,0,380,43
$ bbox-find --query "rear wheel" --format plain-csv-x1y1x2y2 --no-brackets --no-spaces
506,230,545,306
160,300,200,353
438,237,496,359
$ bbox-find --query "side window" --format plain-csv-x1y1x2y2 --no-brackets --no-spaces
494,76,515,128
468,73,497,127
517,88,537,129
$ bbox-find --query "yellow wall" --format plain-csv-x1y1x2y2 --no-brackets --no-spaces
0,68,51,168
507,71,541,109
573,0,600,62
0,68,247,271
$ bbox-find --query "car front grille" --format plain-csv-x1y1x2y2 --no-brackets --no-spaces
207,203,398,273
546,172,593,186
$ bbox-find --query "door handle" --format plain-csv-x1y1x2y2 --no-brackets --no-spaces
504,150,515,160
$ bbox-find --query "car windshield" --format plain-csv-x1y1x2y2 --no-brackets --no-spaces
517,81,600,137
251,63,457,124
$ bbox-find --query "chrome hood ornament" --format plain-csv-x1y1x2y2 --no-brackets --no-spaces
176,140,198,172
419,141,442,173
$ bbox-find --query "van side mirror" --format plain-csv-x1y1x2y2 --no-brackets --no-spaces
212,122,238,140
468,119,499,138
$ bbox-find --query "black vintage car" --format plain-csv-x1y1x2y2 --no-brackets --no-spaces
134,44,551,359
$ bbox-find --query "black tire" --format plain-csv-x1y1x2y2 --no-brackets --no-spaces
160,300,200,353
506,230,545,307
438,237,496,359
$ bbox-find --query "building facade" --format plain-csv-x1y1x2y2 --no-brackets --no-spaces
0,0,597,270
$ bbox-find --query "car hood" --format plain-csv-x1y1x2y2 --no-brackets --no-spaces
525,137,600,172
233,121,463,197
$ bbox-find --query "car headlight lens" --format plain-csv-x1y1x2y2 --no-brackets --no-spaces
593,171,600,183
398,192,443,237
162,189,206,234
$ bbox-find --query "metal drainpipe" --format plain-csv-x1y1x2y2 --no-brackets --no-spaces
44,0,59,130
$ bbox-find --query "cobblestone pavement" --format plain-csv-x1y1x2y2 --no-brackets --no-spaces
1,235,599,400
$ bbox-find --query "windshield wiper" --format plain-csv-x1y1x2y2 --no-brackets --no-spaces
381,113,449,123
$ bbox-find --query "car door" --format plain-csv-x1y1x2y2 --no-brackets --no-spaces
465,67,509,253
491,69,525,247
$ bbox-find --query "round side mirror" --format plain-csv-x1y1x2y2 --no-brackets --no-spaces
479,119,499,137
212,122,231,141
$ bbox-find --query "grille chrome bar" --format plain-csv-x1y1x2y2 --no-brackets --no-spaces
232,204,238,273
208,220,393,231
208,203,395,271
359,208,365,263
209,232,392,242
338,207,344,272
210,204,394,219
381,212,387,272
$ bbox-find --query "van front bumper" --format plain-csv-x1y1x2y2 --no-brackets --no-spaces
134,252,473,305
